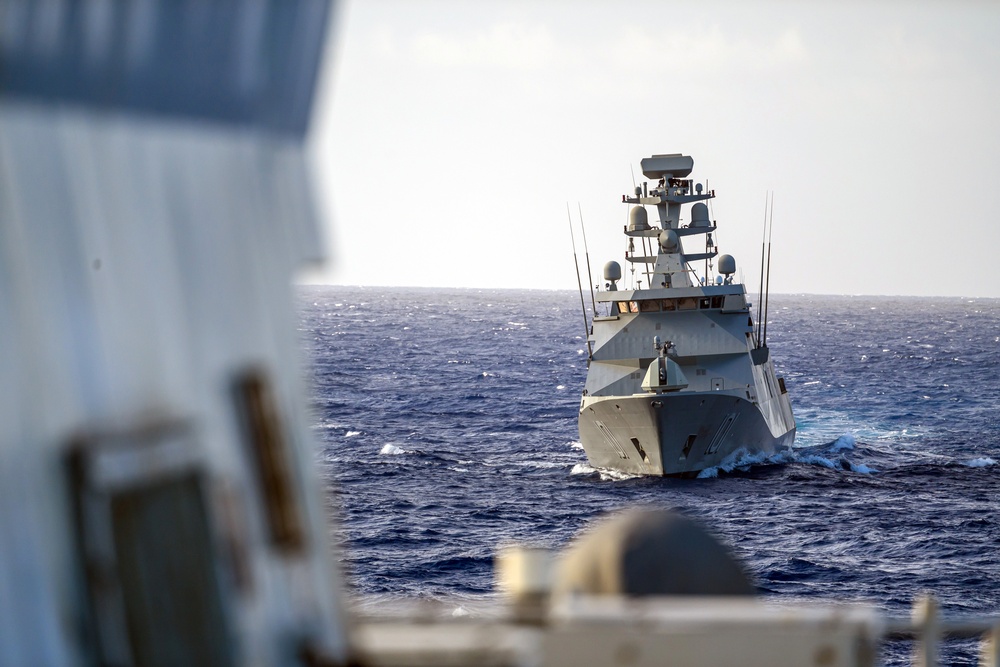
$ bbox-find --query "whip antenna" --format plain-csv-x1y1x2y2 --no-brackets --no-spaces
756,192,769,347
568,203,593,360
578,203,598,318
762,194,775,348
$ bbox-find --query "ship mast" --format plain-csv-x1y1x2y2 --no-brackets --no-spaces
621,154,717,291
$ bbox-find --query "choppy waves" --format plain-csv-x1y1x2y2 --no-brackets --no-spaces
300,288,1000,664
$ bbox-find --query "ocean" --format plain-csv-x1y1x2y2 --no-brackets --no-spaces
299,286,1000,664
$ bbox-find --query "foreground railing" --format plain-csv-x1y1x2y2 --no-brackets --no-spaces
350,551,1000,667
886,595,1000,667
352,595,1000,667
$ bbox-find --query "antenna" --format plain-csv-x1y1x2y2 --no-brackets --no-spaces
642,234,653,286
762,194,775,348
756,193,768,348
630,164,637,190
568,203,594,360
578,203,598,318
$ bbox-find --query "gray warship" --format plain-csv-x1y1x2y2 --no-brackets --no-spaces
577,154,796,476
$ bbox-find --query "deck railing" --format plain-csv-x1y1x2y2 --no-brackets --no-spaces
885,595,1000,666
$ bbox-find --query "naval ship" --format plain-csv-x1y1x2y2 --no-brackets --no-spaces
577,154,796,476
5,5,993,663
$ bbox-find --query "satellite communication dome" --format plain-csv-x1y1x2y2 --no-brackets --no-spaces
628,206,650,231
691,202,711,228
718,254,736,275
603,261,622,282
658,229,679,252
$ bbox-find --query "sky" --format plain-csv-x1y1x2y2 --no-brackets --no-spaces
303,1,1000,298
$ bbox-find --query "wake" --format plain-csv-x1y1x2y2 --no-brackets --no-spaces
697,434,877,478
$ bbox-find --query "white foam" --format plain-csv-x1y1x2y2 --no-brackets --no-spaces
314,421,346,430
797,454,837,469
720,448,769,470
379,444,410,456
570,462,640,481
519,460,566,469
768,450,797,467
598,468,641,481
697,447,792,478
568,440,584,450
345,430,361,437
829,434,856,451
965,457,996,468
796,452,876,474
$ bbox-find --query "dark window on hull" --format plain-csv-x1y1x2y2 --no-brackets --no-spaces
681,434,697,459
630,437,648,462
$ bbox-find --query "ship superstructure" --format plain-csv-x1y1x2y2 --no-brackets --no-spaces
578,154,795,475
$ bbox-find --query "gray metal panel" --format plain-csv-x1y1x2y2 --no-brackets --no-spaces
640,154,694,180
0,0,331,136
591,312,750,362
595,285,745,302
579,392,792,476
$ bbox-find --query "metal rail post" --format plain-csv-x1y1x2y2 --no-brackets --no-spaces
982,622,1000,667
913,594,940,667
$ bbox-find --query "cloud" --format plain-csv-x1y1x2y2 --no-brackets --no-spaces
610,23,808,73
409,21,562,70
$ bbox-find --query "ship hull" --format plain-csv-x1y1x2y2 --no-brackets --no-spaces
578,391,795,476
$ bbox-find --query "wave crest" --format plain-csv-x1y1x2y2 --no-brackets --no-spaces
570,462,640,481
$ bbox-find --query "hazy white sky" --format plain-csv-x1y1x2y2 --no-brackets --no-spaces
305,1,1000,298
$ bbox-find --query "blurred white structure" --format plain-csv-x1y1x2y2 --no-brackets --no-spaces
0,2,348,665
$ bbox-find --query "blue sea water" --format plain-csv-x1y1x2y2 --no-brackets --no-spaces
299,286,1000,664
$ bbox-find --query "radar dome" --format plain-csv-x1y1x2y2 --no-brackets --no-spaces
628,206,650,231
658,229,679,252
691,202,711,228
718,254,736,275
603,261,622,282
